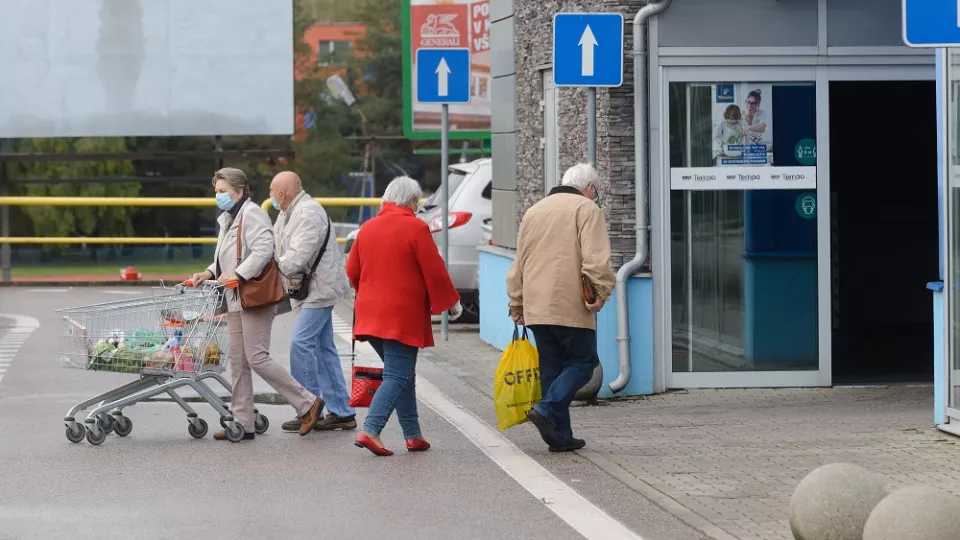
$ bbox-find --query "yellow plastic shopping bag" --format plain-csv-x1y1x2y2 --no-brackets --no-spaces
494,325,542,431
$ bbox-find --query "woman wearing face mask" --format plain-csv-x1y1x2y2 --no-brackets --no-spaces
189,167,323,441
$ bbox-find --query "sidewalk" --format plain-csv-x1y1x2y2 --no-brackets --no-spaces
421,329,960,540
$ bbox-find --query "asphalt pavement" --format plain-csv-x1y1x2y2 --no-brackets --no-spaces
0,286,706,540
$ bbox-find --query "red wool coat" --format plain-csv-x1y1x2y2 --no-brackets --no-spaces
345,203,460,348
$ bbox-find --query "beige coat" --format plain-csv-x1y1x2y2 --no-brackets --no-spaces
273,191,349,311
506,187,616,330
207,200,275,313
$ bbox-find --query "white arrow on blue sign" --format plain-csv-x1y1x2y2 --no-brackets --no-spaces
553,13,624,87
416,48,471,104
903,0,960,47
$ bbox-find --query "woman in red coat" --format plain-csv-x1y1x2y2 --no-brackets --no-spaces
346,176,462,456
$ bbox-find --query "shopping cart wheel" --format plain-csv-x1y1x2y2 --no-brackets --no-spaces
85,426,107,446
254,414,269,435
97,414,115,435
113,415,133,437
188,418,208,439
65,424,85,444
225,424,245,443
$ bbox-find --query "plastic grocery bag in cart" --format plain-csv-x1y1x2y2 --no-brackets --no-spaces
494,325,541,431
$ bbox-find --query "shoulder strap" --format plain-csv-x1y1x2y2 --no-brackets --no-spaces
306,214,332,277
235,212,244,267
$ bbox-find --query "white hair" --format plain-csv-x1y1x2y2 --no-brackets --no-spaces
381,176,423,208
561,163,598,191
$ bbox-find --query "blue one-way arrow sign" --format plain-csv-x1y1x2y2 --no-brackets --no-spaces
553,13,624,87
903,0,960,47
416,48,471,104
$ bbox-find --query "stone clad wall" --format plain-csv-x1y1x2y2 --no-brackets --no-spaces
511,0,649,269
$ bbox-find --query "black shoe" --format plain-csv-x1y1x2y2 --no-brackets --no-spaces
549,438,586,453
315,413,358,431
526,409,563,447
281,418,302,432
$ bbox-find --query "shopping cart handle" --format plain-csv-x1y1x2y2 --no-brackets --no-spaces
182,278,237,289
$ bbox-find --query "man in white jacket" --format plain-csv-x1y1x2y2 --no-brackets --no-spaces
270,172,357,432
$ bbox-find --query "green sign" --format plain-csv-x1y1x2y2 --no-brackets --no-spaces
401,0,492,141
795,138,817,166
796,193,817,219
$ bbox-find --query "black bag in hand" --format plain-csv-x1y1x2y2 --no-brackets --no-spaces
286,215,332,301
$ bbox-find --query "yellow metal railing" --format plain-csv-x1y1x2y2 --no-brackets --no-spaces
0,196,386,245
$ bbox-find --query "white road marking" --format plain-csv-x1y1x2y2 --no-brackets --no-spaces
0,314,40,387
23,289,70,293
100,290,141,295
330,313,644,540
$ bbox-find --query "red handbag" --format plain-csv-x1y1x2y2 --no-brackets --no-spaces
347,315,383,408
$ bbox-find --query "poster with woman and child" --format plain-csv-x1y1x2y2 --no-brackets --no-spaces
712,83,774,166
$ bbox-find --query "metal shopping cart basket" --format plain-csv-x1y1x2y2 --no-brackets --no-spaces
57,280,268,445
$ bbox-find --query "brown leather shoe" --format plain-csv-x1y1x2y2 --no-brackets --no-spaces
299,398,323,436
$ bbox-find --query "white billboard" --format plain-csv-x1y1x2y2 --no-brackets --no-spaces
0,0,294,138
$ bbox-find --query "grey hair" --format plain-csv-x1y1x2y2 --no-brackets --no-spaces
381,176,423,208
212,167,249,194
561,162,598,191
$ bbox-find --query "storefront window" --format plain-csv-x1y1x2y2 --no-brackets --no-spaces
669,81,818,373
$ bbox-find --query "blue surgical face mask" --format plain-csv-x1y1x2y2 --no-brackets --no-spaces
216,192,235,211
270,195,281,211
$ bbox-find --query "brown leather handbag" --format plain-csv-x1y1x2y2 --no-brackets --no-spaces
235,212,286,311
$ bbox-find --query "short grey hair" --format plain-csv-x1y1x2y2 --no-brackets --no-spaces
561,163,598,191
212,167,249,194
381,176,423,208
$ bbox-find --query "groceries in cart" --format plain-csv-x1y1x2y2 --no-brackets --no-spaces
85,327,221,374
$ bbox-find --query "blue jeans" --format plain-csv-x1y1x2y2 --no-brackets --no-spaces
361,338,421,440
289,307,355,418
528,325,596,444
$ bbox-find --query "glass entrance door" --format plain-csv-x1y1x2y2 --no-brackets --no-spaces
662,67,827,388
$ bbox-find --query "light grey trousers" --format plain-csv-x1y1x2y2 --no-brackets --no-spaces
227,308,315,431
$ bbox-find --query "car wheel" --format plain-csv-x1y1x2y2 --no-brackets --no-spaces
458,301,480,324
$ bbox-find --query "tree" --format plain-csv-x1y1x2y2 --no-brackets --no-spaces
10,138,139,239
343,0,442,192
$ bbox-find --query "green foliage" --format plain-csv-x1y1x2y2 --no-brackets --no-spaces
11,138,139,238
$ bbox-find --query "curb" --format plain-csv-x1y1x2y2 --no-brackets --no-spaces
577,449,740,540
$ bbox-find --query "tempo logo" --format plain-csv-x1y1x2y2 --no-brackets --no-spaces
502,367,541,386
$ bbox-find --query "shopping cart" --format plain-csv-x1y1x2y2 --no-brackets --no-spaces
57,280,269,445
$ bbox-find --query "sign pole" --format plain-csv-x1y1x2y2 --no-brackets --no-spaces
587,87,597,166
441,103,450,341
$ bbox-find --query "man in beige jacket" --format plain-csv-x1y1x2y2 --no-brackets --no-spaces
506,163,616,452
270,172,356,432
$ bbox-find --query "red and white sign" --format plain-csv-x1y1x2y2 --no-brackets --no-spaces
407,0,492,135
471,1,490,53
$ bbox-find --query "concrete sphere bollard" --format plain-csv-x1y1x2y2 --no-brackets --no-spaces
789,463,887,540
862,485,960,540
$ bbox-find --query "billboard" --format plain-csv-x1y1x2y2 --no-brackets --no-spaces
402,0,491,140
0,0,294,138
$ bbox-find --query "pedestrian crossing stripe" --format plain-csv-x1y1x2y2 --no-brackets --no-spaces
0,314,40,387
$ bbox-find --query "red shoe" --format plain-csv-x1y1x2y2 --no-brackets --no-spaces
354,432,393,457
406,437,431,452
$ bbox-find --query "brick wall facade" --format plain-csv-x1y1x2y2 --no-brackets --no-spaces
513,0,648,270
